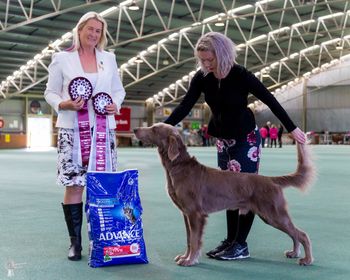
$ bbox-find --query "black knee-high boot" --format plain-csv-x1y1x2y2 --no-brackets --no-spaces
62,202,83,261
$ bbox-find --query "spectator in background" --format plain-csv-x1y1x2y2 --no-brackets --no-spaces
269,124,278,148
200,124,210,146
278,124,284,148
259,126,268,148
264,121,271,147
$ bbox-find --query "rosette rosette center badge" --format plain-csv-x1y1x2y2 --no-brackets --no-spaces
68,77,93,101
92,92,113,115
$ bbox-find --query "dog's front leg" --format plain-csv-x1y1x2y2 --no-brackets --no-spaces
174,214,190,263
176,212,206,266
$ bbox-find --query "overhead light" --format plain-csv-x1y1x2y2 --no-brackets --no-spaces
228,5,253,16
215,19,225,27
257,0,276,5
182,75,189,82
270,62,279,69
246,34,267,44
99,6,117,17
191,22,201,27
179,27,191,33
215,14,225,26
312,67,320,74
318,12,344,21
203,15,219,24
128,1,139,11
292,19,315,29
269,27,290,36
330,59,339,65
158,38,168,44
168,33,179,40
321,38,341,46
215,22,225,27
147,44,157,53
300,45,320,54
289,52,299,59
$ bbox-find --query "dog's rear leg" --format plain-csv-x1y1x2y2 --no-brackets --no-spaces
259,213,300,258
176,212,206,266
282,224,313,266
174,214,190,262
292,228,313,266
265,209,313,266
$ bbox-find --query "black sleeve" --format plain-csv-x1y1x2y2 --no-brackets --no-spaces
245,70,296,132
164,71,202,125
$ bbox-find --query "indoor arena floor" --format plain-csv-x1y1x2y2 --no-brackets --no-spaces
0,145,349,280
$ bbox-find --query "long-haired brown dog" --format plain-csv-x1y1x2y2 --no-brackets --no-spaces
134,123,315,267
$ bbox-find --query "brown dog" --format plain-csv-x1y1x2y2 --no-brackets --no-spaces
134,123,315,267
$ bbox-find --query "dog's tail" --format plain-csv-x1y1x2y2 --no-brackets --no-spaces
271,143,316,192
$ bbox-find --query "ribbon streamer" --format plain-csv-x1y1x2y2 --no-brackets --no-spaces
68,77,93,167
90,92,113,172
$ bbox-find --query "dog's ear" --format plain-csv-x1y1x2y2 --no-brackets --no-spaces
168,135,180,161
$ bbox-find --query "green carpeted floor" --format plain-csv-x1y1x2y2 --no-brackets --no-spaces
0,145,349,280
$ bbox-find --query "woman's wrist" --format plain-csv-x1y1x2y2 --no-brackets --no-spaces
58,102,64,110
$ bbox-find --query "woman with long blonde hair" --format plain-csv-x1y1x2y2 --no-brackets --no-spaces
45,11,125,261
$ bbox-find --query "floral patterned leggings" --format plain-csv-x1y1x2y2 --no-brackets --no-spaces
216,126,262,244
56,128,117,187
216,126,261,173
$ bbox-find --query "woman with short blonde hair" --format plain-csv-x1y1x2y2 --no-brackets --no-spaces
165,31,306,261
195,31,237,78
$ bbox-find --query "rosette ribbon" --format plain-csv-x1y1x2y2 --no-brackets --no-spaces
89,92,113,172
68,77,93,167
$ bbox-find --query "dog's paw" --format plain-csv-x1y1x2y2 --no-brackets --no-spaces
174,254,186,262
176,257,198,267
285,249,300,258
298,257,314,266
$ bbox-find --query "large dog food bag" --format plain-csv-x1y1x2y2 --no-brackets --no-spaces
86,169,148,267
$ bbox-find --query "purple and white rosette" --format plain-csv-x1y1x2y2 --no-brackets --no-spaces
68,77,93,101
89,92,113,172
92,92,112,116
68,77,93,167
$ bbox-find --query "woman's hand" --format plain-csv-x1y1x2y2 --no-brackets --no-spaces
59,96,84,111
105,103,118,115
291,127,306,144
